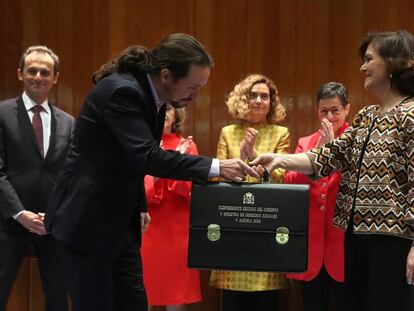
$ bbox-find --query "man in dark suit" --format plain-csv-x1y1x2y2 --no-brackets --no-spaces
0,46,74,310
44,33,257,311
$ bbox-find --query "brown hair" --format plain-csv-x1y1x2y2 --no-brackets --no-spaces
171,107,186,133
359,30,414,96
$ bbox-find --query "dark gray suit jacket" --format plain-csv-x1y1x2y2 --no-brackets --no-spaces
0,96,75,235
45,72,212,260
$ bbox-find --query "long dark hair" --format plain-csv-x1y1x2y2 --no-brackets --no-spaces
359,30,414,96
93,33,213,84
92,46,151,83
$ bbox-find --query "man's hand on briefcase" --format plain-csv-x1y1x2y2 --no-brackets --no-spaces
219,158,259,182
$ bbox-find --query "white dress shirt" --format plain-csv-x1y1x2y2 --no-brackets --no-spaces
22,91,52,155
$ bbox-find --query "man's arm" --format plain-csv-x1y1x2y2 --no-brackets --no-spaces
103,85,257,182
0,114,46,235
0,120,25,220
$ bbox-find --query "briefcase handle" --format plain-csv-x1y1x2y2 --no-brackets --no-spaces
262,168,270,183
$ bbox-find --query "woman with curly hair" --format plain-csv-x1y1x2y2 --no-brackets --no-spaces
209,74,291,311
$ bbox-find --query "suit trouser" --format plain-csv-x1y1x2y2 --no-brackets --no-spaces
222,289,278,311
0,233,69,311
57,230,147,311
344,231,414,311
301,266,346,311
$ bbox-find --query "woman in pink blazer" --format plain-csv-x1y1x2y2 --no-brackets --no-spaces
284,82,350,311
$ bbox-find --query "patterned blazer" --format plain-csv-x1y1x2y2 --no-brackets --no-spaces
307,98,414,239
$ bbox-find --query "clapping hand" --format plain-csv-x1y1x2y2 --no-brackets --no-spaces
316,118,335,147
240,128,258,161
141,212,151,233
176,136,193,154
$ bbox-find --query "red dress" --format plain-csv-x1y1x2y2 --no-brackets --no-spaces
141,133,201,305
284,123,348,282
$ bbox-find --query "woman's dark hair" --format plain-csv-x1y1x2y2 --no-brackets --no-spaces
171,107,186,133
93,33,213,83
316,82,349,107
359,30,414,96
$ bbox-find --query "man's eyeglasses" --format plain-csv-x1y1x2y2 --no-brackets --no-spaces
247,92,270,101
318,106,344,116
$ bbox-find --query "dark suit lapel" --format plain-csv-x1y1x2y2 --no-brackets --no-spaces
16,97,43,159
156,104,166,140
132,72,165,142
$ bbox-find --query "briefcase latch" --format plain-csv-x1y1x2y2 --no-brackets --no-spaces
275,227,289,245
207,224,221,242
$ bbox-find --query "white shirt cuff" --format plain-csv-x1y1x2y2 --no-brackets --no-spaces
13,211,25,219
208,158,220,177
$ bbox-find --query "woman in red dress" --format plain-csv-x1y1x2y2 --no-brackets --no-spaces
141,104,201,311
284,82,350,311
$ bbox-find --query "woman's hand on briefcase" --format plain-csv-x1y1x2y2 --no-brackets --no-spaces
250,153,315,176
249,153,281,176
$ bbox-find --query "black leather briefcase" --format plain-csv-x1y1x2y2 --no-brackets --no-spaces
188,182,309,272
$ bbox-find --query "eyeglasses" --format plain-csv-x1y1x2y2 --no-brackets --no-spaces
318,106,344,116
247,92,270,101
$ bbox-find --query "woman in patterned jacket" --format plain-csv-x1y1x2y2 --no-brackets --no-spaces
209,74,291,311
251,30,414,311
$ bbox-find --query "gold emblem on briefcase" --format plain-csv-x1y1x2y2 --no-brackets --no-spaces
243,192,255,204
275,227,289,245
207,224,221,241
